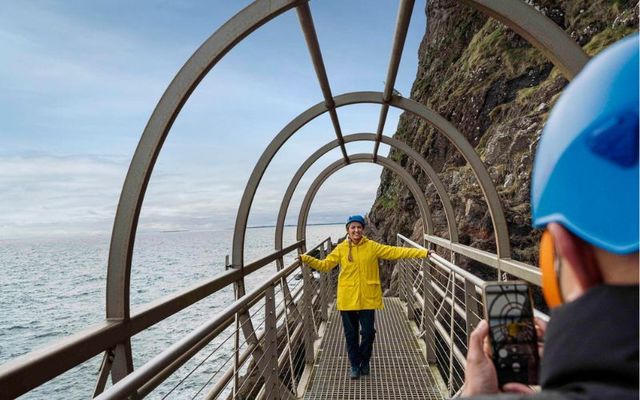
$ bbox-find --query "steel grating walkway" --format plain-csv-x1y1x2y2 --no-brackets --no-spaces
304,298,443,399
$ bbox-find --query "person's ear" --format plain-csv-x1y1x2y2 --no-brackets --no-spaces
547,223,603,300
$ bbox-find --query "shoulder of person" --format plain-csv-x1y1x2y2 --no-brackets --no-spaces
335,240,349,250
361,236,379,245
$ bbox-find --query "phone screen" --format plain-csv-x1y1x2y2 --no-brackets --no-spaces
484,282,539,385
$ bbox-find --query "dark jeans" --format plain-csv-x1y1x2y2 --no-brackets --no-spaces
340,310,376,369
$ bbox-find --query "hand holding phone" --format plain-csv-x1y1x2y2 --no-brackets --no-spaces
482,281,540,386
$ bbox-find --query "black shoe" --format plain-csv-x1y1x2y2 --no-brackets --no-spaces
360,364,370,376
350,367,360,380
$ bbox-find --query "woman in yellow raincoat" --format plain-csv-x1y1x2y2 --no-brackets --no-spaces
299,215,429,379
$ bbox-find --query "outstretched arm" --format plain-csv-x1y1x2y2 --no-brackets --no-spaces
375,242,429,260
299,247,340,272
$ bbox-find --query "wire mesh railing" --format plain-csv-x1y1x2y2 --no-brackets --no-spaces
3,230,549,399
100,237,335,400
0,237,336,400
396,234,548,398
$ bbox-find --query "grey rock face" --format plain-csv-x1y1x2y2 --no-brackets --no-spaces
368,0,638,286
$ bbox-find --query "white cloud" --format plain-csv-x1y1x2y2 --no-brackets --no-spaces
0,150,378,239
0,154,125,238
0,2,411,239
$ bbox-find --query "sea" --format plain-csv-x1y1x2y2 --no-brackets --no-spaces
0,224,346,399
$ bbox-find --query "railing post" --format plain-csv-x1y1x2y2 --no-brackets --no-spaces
405,259,413,320
111,340,136,399
93,349,114,397
422,260,436,363
302,260,315,364
447,273,456,397
400,257,411,319
262,284,279,400
464,278,481,346
278,264,298,394
328,241,337,296
232,268,265,370
282,286,298,394
233,312,240,399
319,246,329,322
398,248,407,303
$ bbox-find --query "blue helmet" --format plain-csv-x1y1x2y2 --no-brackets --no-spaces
531,34,639,254
346,215,366,229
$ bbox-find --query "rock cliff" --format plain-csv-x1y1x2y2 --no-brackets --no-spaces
368,0,638,290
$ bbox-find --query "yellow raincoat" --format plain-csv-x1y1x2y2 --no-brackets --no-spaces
300,236,428,310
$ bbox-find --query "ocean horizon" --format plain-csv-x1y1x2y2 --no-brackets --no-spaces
0,224,345,399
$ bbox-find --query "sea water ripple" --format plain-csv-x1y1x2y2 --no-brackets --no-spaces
0,225,344,399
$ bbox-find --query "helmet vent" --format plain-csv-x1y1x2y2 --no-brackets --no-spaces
586,112,639,167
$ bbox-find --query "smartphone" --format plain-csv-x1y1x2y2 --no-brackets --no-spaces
482,281,539,386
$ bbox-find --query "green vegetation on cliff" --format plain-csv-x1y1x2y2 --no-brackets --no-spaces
368,0,638,287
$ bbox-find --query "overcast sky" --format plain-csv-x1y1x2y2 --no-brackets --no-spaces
0,1,427,240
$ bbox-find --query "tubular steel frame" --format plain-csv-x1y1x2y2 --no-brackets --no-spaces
373,0,416,161
296,154,434,243
395,233,550,397
0,0,588,398
237,90,511,264
274,133,459,255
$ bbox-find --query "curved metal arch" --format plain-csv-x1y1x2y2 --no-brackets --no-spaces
462,0,588,80
233,91,510,273
296,154,432,244
104,0,589,336
106,0,301,319
275,133,458,255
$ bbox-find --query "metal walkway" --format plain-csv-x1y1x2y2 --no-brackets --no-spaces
304,298,443,400
0,0,583,397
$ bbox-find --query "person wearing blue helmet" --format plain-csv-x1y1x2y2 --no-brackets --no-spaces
462,34,639,399
299,214,430,379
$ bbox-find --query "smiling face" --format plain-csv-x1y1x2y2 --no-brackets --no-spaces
347,222,364,244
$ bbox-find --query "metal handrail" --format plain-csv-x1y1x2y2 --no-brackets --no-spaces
139,273,307,397
95,238,331,399
424,234,541,285
0,239,310,399
2,229,549,399
204,279,306,399
397,233,548,397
